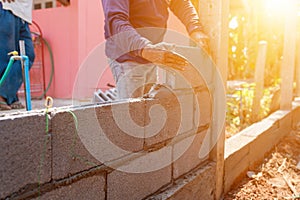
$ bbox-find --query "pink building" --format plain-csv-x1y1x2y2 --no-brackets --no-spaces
32,0,188,99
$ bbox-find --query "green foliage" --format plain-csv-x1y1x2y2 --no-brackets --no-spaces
228,14,257,80
226,4,284,137
226,83,278,138
228,7,284,85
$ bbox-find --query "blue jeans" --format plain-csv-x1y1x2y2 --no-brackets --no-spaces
0,2,35,105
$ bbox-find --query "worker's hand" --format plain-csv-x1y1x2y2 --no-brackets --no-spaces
2,0,15,3
141,43,188,71
190,31,210,54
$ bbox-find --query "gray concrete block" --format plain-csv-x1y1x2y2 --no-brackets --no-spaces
169,164,215,200
195,90,212,127
165,70,193,89
173,46,214,86
107,165,171,200
52,101,146,179
34,175,106,200
144,95,181,148
148,162,216,200
173,132,208,179
51,109,102,180
97,101,145,153
164,50,209,91
0,115,51,199
176,91,195,135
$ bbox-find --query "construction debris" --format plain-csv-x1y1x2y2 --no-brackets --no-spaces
93,88,118,103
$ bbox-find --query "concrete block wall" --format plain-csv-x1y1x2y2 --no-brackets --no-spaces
147,162,216,200
0,93,214,199
224,103,300,194
0,115,51,199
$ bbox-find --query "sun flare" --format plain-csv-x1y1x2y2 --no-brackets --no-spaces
264,0,291,16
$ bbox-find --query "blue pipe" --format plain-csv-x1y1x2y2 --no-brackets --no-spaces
22,55,31,111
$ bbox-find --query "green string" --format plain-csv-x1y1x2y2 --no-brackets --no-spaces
67,110,98,167
45,108,49,133
36,109,97,198
67,110,78,131
37,108,50,199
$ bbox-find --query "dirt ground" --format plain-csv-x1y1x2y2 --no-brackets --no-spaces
225,131,300,200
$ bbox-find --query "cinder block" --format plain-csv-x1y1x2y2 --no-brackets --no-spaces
107,165,171,200
148,162,216,200
51,109,102,180
225,134,252,158
173,45,214,86
144,96,181,148
267,110,290,124
224,110,294,193
52,101,146,179
224,142,250,193
195,89,212,127
248,129,284,169
240,120,278,138
0,115,51,199
224,108,291,192
165,70,192,89
98,101,145,153
173,131,208,179
292,106,300,130
164,50,209,91
169,164,215,200
176,91,195,135
34,175,106,200
279,111,292,133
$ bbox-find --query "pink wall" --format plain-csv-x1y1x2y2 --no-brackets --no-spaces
32,1,188,99
32,0,109,99
33,1,78,98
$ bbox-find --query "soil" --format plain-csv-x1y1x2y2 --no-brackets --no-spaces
225,131,300,200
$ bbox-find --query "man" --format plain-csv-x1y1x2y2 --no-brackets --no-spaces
101,0,209,99
0,0,35,110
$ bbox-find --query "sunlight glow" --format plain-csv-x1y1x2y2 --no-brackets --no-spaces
229,17,239,30
265,0,288,16
232,46,237,52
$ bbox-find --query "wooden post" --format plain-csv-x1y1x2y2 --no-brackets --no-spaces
252,41,267,122
280,0,298,110
296,33,300,97
198,0,229,199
